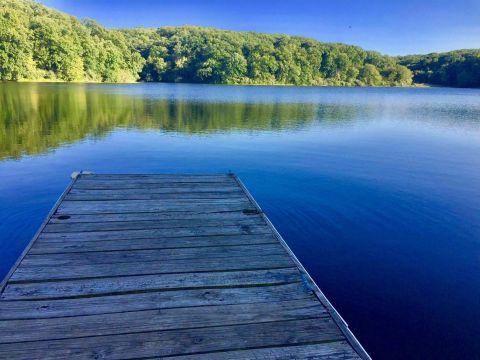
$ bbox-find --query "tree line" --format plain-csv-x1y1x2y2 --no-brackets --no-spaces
0,0,478,87
398,50,480,88
120,27,414,86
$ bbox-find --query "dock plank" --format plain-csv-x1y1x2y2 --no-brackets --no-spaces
169,342,361,360
0,173,369,359
21,243,286,266
0,283,313,320
37,224,271,242
12,254,295,282
57,200,253,214
65,191,245,201
43,216,263,232
0,299,328,343
48,210,254,223
2,268,302,300
0,318,345,359
30,233,278,254
30,233,277,254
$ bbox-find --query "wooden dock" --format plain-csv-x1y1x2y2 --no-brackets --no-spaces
0,173,370,359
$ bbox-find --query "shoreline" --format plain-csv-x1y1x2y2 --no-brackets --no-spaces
6,80,431,88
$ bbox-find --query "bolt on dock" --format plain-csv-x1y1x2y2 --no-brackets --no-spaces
0,173,370,359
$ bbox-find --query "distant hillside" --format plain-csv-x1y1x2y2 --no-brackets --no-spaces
399,50,480,88
120,26,413,86
0,0,478,87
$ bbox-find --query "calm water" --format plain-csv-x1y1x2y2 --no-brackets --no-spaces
1,83,479,359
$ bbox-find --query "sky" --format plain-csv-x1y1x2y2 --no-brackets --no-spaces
40,0,480,55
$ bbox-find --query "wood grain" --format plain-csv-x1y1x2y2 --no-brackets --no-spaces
0,174,368,359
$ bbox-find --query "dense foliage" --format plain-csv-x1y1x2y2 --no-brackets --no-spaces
1,0,479,87
0,0,144,82
121,27,413,86
0,0,414,86
399,50,480,88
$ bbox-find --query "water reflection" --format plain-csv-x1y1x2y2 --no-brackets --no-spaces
2,83,480,160
0,83,365,160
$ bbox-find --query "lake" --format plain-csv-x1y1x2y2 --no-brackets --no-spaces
1,82,479,359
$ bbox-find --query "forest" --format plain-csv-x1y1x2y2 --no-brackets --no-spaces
399,50,480,88
0,0,479,87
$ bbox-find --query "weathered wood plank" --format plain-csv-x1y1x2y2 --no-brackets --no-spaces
75,178,236,187
169,342,361,360
21,243,285,267
81,174,233,181
77,174,234,181
65,191,245,201
84,174,230,179
73,182,239,190
37,224,271,242
1,268,301,300
30,233,277,254
12,254,295,282
57,200,253,214
43,216,263,233
0,318,345,359
69,187,242,195
60,197,250,207
0,299,328,343
0,282,313,320
48,210,255,223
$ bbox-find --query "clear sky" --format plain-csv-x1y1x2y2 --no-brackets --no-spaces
40,0,480,55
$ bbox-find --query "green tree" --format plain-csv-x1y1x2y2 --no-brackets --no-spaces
0,8,32,80
0,0,143,82
358,64,383,86
383,64,413,86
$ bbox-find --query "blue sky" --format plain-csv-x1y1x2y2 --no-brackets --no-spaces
40,0,480,55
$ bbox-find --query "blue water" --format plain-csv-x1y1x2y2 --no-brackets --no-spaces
0,83,479,359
